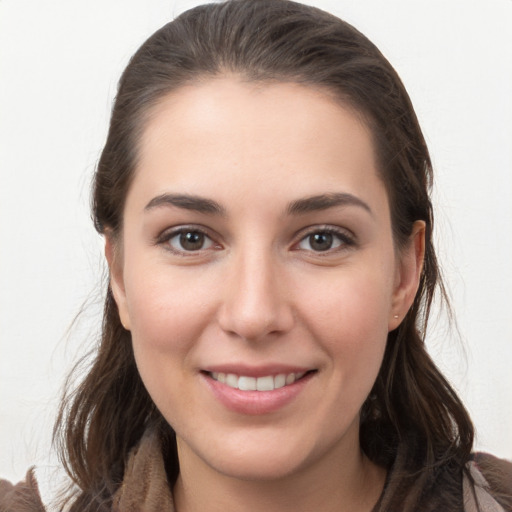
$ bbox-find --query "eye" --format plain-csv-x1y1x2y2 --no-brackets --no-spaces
296,228,354,253
160,228,217,253
171,230,213,251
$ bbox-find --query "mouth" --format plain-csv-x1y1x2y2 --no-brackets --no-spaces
208,371,309,391
202,368,316,415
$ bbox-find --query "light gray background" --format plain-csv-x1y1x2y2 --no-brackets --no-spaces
1,0,511,495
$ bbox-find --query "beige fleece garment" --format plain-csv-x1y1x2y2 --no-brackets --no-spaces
1,429,507,511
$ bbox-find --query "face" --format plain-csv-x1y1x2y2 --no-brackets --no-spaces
109,78,423,482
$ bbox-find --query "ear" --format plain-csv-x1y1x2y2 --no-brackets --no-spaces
388,220,425,331
105,235,131,331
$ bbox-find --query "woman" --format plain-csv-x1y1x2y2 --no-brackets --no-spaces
1,0,511,510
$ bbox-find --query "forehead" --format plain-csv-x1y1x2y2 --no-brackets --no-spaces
128,77,387,216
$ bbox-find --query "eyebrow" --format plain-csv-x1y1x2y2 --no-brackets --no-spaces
144,191,372,217
287,193,373,216
144,193,226,215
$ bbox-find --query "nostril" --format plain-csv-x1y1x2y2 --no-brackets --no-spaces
216,262,295,340
217,306,293,342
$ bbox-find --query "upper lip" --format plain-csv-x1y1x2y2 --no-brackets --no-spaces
202,364,314,378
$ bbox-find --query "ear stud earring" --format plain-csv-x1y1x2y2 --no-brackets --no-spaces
393,314,399,319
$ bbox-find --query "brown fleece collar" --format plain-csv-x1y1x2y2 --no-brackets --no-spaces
113,428,175,512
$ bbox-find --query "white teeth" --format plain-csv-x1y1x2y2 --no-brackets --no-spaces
225,373,238,388
210,371,307,391
238,376,256,391
274,374,286,389
256,375,274,391
286,373,295,385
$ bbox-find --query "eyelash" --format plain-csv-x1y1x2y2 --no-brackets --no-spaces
294,226,356,254
156,226,220,256
155,225,356,256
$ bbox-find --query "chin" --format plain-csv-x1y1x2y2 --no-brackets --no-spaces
211,451,309,482
191,430,325,482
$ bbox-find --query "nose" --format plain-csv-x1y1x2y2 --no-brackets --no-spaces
217,249,294,342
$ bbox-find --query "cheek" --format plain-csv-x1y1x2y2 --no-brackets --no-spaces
124,261,215,352
123,270,215,427
121,263,218,407
300,266,393,379
302,262,394,331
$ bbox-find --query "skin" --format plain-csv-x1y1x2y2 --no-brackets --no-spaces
107,77,425,512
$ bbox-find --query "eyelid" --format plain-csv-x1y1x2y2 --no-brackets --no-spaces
155,224,222,255
292,225,356,253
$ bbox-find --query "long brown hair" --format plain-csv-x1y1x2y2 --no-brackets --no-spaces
55,1,475,510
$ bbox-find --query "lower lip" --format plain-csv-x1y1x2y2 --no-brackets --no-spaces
202,372,314,415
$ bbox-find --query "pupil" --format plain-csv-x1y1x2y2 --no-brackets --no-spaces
310,232,332,251
180,231,204,250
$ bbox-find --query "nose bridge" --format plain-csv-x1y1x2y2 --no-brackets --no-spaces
218,240,293,341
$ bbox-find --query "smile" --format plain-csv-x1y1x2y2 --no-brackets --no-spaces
204,369,315,415
210,371,307,391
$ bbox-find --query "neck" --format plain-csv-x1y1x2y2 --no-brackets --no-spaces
173,437,386,512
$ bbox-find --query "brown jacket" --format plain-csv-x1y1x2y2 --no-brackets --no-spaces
0,469,45,512
1,429,511,511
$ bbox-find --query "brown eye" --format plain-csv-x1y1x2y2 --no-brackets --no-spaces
297,229,353,253
168,230,214,252
180,231,205,250
308,233,334,252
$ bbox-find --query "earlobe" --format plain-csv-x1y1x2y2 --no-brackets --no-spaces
105,235,131,331
388,221,426,331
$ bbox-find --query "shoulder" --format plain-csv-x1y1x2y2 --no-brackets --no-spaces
0,469,46,512
473,452,512,490
466,453,512,512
